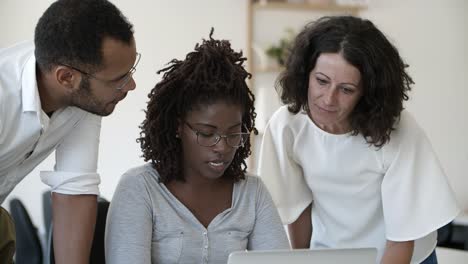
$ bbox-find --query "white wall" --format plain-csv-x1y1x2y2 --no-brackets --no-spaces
1,0,467,236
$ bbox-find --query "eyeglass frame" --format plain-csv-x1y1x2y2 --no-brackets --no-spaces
184,122,250,148
60,52,141,91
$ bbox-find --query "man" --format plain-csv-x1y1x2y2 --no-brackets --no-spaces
0,0,138,263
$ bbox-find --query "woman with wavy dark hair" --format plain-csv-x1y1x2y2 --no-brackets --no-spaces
105,30,289,264
258,16,458,264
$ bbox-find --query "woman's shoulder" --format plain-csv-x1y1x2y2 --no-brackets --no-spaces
237,174,268,194
268,106,309,133
242,173,261,184
121,163,157,177
394,111,424,133
382,110,431,163
270,105,293,120
270,105,306,123
118,163,160,189
387,110,426,146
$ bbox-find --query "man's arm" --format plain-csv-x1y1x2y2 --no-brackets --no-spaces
287,203,312,249
52,193,97,264
380,240,414,264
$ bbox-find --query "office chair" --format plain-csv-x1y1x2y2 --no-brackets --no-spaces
9,198,43,264
437,222,453,247
42,191,52,239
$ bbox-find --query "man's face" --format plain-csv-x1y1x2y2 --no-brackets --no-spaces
70,37,138,116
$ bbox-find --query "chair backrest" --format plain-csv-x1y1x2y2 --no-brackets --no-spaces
90,197,110,264
437,222,453,246
47,197,110,264
42,191,52,238
9,198,43,264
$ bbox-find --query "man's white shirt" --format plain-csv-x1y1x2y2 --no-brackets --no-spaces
0,41,101,203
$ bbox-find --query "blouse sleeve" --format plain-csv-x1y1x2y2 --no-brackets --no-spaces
257,108,313,225
248,177,290,250
381,111,460,241
105,171,153,264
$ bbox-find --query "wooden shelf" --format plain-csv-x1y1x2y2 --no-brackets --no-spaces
254,65,284,73
252,2,366,12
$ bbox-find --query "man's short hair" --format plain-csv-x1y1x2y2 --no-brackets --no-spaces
34,0,134,73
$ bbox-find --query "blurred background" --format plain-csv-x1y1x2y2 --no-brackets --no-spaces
1,0,467,248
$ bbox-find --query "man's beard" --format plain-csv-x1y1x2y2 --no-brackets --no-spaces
70,77,114,116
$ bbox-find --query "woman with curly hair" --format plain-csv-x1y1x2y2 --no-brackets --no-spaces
258,16,459,264
105,30,289,264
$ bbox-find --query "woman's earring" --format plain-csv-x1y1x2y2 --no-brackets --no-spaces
175,133,180,138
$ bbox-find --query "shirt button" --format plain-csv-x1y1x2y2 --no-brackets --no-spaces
204,245,208,249
203,231,207,235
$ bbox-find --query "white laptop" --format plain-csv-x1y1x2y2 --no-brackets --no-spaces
227,248,377,264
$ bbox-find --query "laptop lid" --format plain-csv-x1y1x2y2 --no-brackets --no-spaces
227,248,377,264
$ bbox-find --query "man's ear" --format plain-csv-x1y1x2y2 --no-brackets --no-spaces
54,65,80,91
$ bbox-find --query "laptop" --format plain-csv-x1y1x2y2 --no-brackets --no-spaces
227,248,377,264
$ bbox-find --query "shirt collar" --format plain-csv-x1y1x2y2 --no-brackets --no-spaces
21,53,42,114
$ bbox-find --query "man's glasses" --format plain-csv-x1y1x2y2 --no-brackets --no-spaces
62,52,141,91
184,122,250,148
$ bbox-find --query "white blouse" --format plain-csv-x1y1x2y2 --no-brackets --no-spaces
258,106,459,263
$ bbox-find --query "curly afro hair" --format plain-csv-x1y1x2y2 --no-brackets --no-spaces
138,29,257,183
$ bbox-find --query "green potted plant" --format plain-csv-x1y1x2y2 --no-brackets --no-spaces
265,28,295,67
